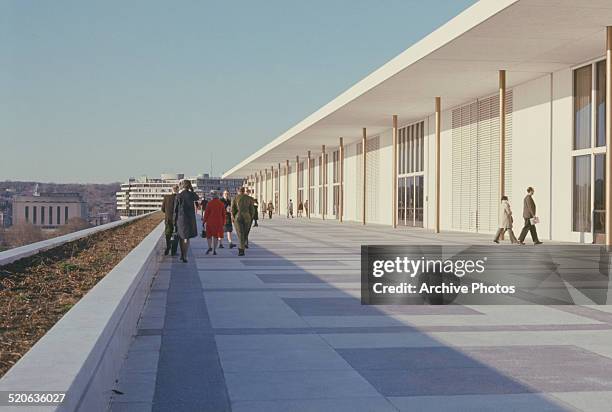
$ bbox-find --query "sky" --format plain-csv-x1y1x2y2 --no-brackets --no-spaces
0,0,477,184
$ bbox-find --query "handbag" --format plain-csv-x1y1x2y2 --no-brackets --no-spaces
530,216,540,225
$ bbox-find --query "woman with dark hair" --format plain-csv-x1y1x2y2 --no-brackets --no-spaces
174,179,199,262
493,195,518,244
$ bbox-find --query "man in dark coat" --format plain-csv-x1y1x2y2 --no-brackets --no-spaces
518,186,542,245
174,180,200,262
232,187,255,256
161,185,178,255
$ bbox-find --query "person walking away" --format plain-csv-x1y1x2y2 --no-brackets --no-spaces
173,180,199,262
297,201,303,217
518,186,543,245
250,191,259,227
199,195,208,238
287,199,294,218
232,187,255,256
304,199,309,219
267,201,274,219
161,185,179,255
493,196,518,244
204,190,225,255
220,190,236,248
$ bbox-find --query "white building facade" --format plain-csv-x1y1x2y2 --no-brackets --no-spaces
225,0,612,244
117,174,245,218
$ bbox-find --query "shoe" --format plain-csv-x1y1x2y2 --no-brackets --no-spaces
238,249,245,256
493,240,499,244
534,241,543,245
254,222,258,227
219,244,224,249
164,246,170,256
245,243,249,249
213,250,217,255
206,248,212,255
230,243,236,249
518,241,525,245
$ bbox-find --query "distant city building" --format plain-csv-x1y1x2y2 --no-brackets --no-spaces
0,196,12,227
116,173,244,218
89,212,112,227
12,193,88,228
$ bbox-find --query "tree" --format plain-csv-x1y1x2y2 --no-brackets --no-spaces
57,218,91,236
4,223,45,248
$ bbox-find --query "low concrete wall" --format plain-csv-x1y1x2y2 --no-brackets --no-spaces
0,214,151,267
0,221,165,412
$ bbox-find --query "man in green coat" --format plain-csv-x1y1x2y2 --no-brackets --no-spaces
231,187,255,256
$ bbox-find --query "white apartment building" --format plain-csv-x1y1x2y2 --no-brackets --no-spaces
224,0,612,245
117,174,245,218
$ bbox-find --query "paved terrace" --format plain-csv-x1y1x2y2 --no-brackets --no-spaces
110,217,612,412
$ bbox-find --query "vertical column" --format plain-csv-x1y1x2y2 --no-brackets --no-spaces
264,168,268,206
606,27,612,245
307,150,311,219
296,155,300,206
499,70,506,197
278,162,281,215
362,128,367,225
339,137,344,223
322,145,326,220
286,159,290,216
435,97,441,234
392,115,398,228
271,165,275,205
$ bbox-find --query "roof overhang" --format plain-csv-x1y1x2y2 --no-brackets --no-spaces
224,0,612,178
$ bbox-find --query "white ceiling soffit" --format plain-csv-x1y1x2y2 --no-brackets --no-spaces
224,0,612,178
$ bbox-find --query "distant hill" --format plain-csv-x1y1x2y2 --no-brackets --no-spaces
0,181,121,219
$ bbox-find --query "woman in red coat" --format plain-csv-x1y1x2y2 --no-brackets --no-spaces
204,190,226,255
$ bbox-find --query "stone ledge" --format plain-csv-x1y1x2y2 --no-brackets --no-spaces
0,221,165,412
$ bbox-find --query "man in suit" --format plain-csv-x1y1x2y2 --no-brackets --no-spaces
231,187,256,256
518,186,542,245
161,185,179,255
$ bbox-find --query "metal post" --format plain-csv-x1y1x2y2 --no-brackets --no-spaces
339,137,344,223
392,115,398,228
362,128,367,225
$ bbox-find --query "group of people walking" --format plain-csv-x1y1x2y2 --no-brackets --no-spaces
493,186,542,245
162,181,257,261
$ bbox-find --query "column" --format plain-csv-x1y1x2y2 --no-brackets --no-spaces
392,115,398,228
271,165,275,205
362,128,367,225
435,97,441,234
322,145,326,220
307,150,311,219
606,27,612,245
296,155,300,206
339,137,344,223
278,162,281,215
499,69,506,197
264,168,268,206
286,159,290,216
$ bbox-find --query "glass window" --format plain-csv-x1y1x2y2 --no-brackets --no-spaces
25,206,29,222
65,206,69,222
596,61,606,147
57,206,60,224
572,155,591,232
41,206,45,225
49,206,53,225
33,206,37,224
574,65,592,150
594,154,606,233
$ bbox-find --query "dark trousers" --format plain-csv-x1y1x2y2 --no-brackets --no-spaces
164,221,174,250
268,211,272,219
518,218,540,243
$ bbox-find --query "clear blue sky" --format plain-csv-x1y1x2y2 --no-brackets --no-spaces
1,0,476,183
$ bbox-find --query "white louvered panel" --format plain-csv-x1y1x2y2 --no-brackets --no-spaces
460,104,471,231
356,142,363,220
505,90,513,200
451,109,462,229
468,102,479,232
366,136,380,222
